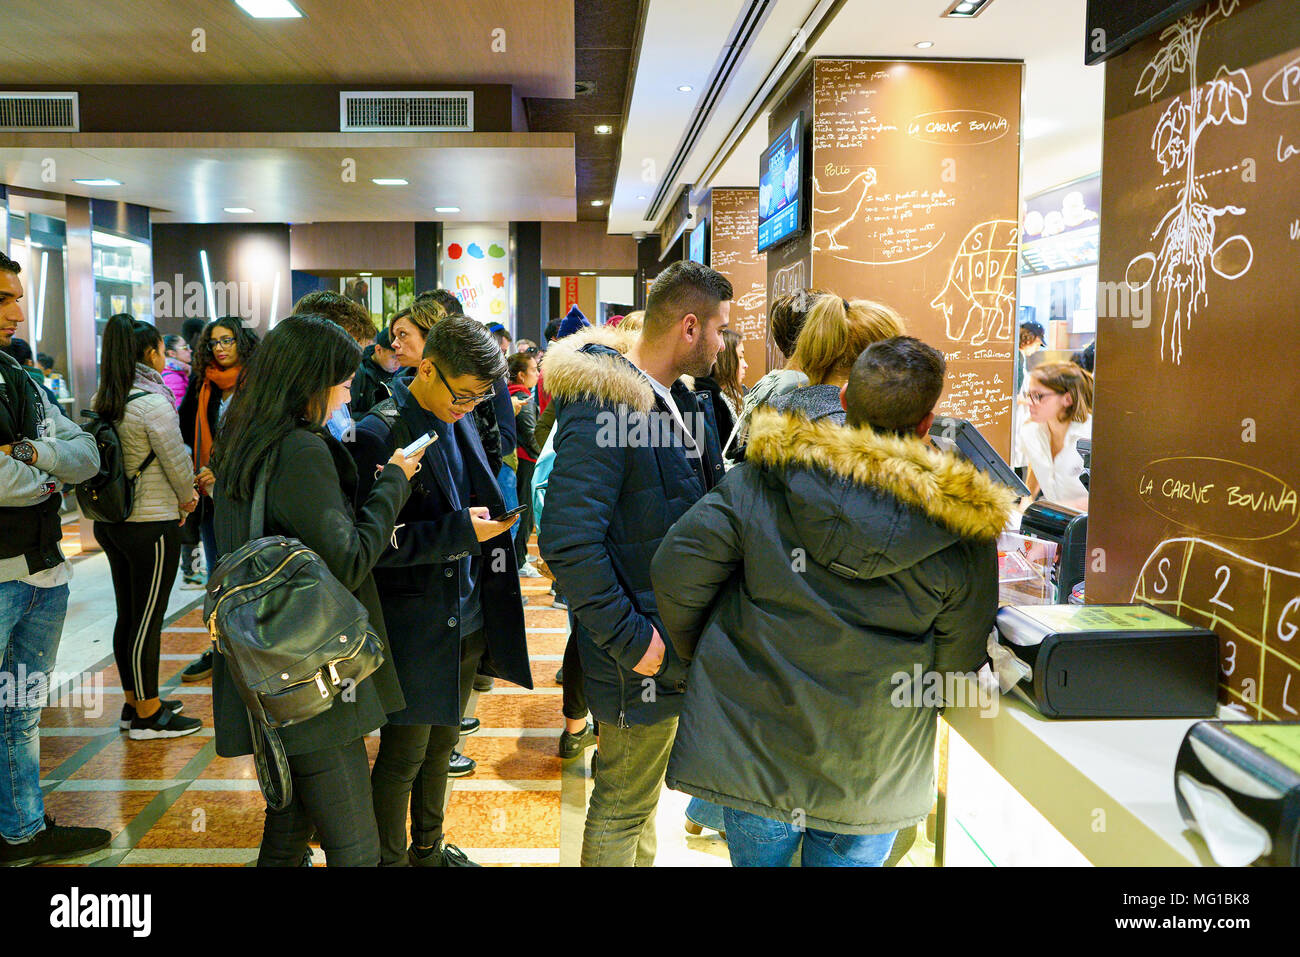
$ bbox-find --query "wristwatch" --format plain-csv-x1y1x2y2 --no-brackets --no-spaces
10,440,37,465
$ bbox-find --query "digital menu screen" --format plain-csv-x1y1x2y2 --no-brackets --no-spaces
757,113,802,252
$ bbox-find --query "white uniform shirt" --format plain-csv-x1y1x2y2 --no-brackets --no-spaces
1017,417,1092,509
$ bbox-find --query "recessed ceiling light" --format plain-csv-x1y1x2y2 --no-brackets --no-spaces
434,206,460,213
677,84,693,93
594,124,614,135
944,0,990,16
915,41,934,49
234,0,304,18
372,178,408,186
636,195,647,201
73,178,121,187
591,200,604,206
580,271,597,276
224,206,254,214
358,272,372,277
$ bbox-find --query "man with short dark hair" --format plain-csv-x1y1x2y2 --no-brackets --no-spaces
292,290,377,345
652,335,1010,867
350,325,400,419
541,259,731,866
351,317,532,867
0,251,109,866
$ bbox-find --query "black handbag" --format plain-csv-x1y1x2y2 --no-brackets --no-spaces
203,451,385,810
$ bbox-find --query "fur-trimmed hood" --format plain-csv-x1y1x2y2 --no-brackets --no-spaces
539,324,654,413
746,407,1013,577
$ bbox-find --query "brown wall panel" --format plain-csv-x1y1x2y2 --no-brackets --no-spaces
290,221,415,274
805,58,1022,456
708,187,767,387
1087,0,1300,719
540,221,637,273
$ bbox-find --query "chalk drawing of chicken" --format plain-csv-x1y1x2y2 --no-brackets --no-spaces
812,168,877,251
930,219,1019,347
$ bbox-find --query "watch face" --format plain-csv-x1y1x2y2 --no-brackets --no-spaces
13,441,35,464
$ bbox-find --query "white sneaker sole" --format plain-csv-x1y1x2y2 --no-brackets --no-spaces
128,723,202,740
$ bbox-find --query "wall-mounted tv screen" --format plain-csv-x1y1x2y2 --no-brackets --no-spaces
1085,0,1205,64
689,219,708,264
757,113,803,252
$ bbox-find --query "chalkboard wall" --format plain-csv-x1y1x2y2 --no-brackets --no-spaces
1088,0,1300,719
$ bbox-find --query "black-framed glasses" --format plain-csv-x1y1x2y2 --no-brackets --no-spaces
432,362,494,407
1025,390,1061,405
207,336,237,349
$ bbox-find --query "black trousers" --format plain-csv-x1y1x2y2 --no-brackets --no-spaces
371,629,486,864
514,458,535,569
561,611,588,721
95,520,180,700
178,502,201,578
258,737,378,867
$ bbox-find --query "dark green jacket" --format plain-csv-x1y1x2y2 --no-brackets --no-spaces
653,407,1013,834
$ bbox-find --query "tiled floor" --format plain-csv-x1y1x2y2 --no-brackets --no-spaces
37,537,928,867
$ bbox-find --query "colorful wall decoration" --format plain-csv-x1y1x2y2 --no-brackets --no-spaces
440,223,511,326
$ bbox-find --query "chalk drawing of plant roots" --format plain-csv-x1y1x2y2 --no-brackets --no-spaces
1127,0,1253,366
930,220,1019,347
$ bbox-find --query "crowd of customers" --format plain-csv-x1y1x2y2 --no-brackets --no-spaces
1,238,1102,867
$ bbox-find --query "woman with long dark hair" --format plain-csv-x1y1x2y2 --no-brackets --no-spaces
209,314,422,866
91,315,202,739
177,316,257,682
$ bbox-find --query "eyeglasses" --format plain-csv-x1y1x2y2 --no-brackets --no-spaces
432,362,494,408
1025,390,1062,405
208,336,237,349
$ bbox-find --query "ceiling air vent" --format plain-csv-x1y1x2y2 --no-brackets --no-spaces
0,92,79,131
340,91,473,132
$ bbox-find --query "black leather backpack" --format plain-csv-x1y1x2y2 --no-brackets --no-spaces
203,452,384,809
75,392,156,523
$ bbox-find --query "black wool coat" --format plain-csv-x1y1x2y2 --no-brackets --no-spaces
211,426,410,758
351,383,532,726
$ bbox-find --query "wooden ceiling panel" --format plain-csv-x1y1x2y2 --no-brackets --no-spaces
0,0,574,98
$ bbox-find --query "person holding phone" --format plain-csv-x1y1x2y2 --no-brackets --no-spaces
350,316,533,867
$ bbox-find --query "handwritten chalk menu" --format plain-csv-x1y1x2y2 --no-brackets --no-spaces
1088,0,1300,720
708,188,767,387
805,59,1022,456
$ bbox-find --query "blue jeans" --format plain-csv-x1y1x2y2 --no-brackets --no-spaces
0,581,68,842
685,796,728,833
722,807,897,867
496,463,518,543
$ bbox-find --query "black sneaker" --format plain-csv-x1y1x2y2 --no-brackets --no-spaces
559,722,597,760
119,699,183,730
472,674,494,692
0,815,111,867
448,750,476,777
128,706,203,740
408,841,481,867
181,650,212,683
459,716,480,735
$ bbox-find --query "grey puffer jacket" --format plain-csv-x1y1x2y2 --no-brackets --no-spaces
108,365,195,523
654,407,1014,834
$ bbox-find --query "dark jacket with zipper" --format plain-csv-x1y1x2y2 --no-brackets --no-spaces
350,379,533,726
654,407,1012,834
211,426,410,757
538,325,725,728
177,372,223,460
350,349,393,419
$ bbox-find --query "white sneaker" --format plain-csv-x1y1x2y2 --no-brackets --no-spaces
519,563,543,578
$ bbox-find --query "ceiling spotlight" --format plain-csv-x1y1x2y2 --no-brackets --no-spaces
591,199,604,206
915,41,934,49
580,271,597,276
434,206,460,213
73,178,122,186
234,0,304,18
224,206,254,213
943,0,991,17
372,178,408,186
594,124,613,135
677,84,693,93
636,195,647,201
358,272,372,277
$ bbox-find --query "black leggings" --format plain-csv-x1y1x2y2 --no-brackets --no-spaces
371,630,485,864
258,737,378,867
562,611,588,721
514,459,535,569
95,520,180,700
